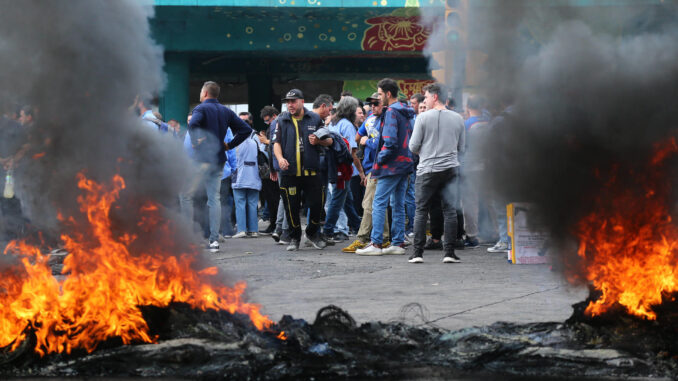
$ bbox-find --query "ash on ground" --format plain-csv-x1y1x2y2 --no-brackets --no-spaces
1,299,676,380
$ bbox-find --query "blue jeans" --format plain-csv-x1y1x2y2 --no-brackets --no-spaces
493,198,510,244
371,174,408,246
180,162,222,242
405,171,416,234
324,183,361,236
233,188,259,233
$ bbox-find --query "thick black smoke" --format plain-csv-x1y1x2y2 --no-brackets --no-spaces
0,0,196,251
422,3,678,275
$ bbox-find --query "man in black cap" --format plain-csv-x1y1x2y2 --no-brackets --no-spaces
271,89,327,251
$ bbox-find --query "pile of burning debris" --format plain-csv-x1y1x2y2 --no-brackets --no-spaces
1,297,677,380
1,172,677,379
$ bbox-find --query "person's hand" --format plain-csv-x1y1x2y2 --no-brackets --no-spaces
278,158,289,171
309,134,319,146
3,159,13,171
270,171,278,182
258,130,269,145
360,136,368,146
223,141,230,151
359,172,367,186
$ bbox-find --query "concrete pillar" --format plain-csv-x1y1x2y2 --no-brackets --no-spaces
247,73,273,132
160,53,190,129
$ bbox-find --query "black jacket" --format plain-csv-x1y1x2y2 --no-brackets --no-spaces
271,108,324,176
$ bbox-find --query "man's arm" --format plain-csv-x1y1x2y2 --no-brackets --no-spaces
188,106,204,148
376,110,398,165
224,109,253,151
309,134,332,147
352,147,364,179
457,117,466,156
273,142,289,171
409,114,424,155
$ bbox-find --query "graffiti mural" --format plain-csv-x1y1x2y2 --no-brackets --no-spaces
361,10,431,52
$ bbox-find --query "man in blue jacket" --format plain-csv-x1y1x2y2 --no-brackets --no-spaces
356,78,414,256
181,81,252,252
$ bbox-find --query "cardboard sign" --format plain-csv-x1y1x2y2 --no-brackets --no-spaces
507,203,552,265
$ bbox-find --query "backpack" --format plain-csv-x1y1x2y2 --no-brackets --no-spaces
332,133,353,165
251,132,270,180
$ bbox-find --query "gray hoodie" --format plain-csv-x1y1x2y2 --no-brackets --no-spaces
409,108,465,176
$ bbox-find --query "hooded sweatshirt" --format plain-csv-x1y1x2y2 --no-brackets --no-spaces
371,101,414,178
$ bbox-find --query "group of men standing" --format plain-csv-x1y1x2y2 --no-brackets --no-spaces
182,78,506,264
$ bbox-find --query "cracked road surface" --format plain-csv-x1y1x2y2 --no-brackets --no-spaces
210,231,587,331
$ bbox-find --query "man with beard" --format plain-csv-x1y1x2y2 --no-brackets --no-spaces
343,93,391,253
356,79,414,256
271,89,327,251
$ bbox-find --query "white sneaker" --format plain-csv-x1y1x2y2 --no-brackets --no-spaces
487,242,510,253
248,232,258,238
382,244,406,255
356,243,383,256
208,241,219,252
232,231,247,239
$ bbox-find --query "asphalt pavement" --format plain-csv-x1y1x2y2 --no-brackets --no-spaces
209,226,588,331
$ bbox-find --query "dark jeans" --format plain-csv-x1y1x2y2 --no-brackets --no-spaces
414,167,460,254
280,174,325,241
350,175,365,217
260,178,280,227
220,178,235,236
0,196,25,241
429,178,464,240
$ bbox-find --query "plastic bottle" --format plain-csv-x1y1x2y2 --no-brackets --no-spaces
4,168,14,199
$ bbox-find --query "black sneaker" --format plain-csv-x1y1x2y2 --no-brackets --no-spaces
321,233,336,246
260,224,275,235
279,230,291,245
286,239,300,251
272,228,282,242
408,250,424,263
454,239,465,250
443,252,461,263
332,232,349,243
464,236,480,249
423,237,442,250
308,233,327,250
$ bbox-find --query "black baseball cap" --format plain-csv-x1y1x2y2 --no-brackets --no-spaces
282,89,304,101
366,92,380,103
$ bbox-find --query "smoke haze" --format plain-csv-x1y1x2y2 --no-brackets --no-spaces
422,2,678,275
0,0,197,250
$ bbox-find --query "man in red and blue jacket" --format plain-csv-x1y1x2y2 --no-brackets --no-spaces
356,78,414,256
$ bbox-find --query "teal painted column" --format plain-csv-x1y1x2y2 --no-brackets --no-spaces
160,53,190,129
247,73,273,132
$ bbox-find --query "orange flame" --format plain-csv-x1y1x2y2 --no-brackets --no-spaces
277,331,287,341
573,138,678,320
0,173,274,355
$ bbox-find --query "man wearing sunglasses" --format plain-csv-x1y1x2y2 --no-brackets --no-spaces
342,92,390,253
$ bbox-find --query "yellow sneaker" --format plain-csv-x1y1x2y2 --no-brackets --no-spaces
342,239,367,253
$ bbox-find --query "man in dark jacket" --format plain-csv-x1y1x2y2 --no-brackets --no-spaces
271,89,327,251
181,81,252,252
356,78,414,256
